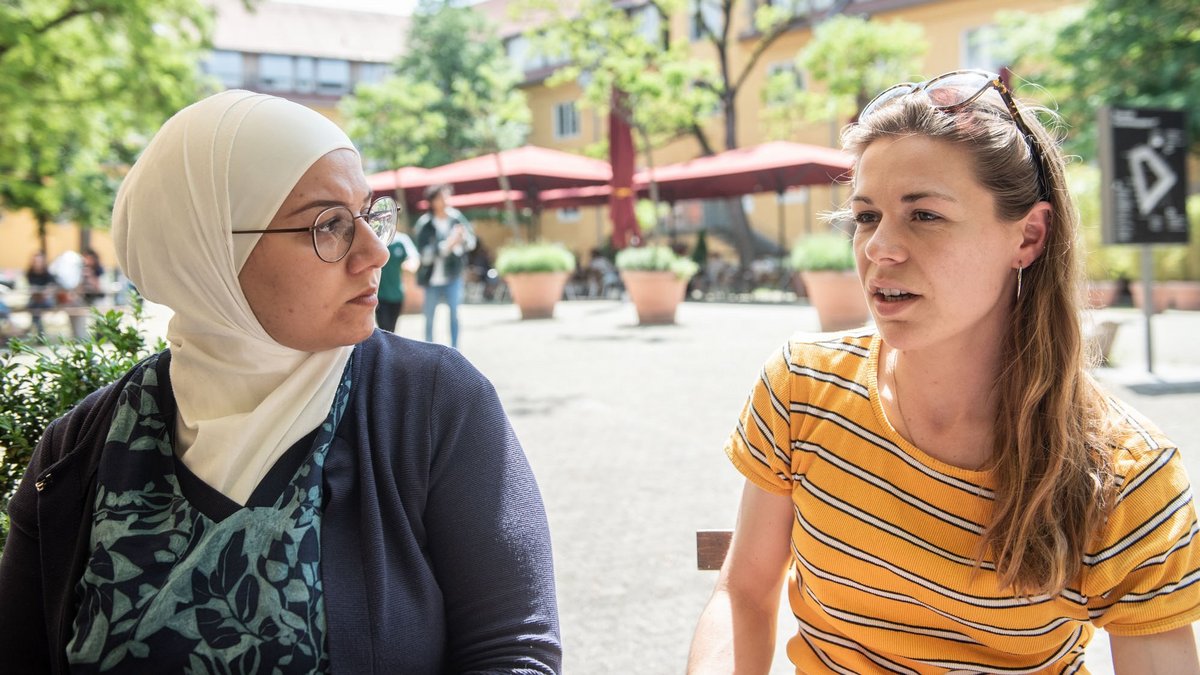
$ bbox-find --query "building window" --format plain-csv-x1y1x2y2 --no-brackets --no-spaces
962,25,1004,72
557,207,581,222
295,57,315,93
357,62,391,86
632,5,662,44
688,0,724,42
553,101,580,139
204,50,244,88
315,58,351,95
258,54,294,92
764,60,804,107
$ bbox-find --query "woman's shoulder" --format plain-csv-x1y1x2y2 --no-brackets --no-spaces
779,328,876,374
353,331,490,394
31,352,162,468
1104,397,1177,462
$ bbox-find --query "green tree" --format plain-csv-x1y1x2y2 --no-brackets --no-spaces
762,14,927,137
1003,0,1200,160
340,77,448,174
521,0,718,221
392,0,529,168
521,0,857,268
0,297,166,554
0,0,214,253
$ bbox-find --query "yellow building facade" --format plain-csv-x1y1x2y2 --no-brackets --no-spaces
1,0,1067,272
494,0,1067,261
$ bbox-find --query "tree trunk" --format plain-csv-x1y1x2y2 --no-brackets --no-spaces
493,152,520,240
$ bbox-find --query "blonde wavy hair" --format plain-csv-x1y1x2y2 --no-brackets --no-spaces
840,86,1119,595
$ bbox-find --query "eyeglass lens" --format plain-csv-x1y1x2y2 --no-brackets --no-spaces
312,197,397,262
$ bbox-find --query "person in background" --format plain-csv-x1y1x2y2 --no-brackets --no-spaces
0,90,560,674
688,71,1200,674
414,183,476,349
375,229,419,332
24,251,59,335
80,249,106,306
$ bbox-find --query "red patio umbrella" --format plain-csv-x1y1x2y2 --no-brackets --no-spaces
608,90,640,249
424,186,618,212
634,141,851,202
635,141,853,253
415,145,612,197
366,166,435,223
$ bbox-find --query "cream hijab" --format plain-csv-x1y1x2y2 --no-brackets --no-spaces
113,90,357,505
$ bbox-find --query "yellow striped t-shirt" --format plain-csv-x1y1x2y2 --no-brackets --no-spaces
726,331,1200,674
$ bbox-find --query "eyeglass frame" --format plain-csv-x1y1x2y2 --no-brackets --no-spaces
859,69,1051,202
233,195,398,263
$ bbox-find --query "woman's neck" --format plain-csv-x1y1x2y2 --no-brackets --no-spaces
882,337,1005,469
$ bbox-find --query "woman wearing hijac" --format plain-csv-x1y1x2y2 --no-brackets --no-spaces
689,71,1200,674
0,90,560,674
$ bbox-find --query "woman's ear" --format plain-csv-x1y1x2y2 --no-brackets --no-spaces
1017,201,1051,267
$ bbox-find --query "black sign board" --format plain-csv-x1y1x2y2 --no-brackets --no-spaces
1098,107,1190,245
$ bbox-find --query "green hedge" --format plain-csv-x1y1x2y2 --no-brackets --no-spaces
615,246,699,280
494,242,577,275
0,296,164,554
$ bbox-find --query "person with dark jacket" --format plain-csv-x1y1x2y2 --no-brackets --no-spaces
413,184,476,349
0,90,560,674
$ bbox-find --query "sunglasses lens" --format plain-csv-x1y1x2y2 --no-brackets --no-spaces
860,83,915,120
925,71,1000,110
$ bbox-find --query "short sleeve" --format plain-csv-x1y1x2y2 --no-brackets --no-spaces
724,343,795,496
1085,445,1200,636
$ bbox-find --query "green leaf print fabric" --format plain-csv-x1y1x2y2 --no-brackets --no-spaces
66,353,352,674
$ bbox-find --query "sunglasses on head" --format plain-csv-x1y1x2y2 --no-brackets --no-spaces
859,70,1050,202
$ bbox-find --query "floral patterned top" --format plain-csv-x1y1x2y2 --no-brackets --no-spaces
65,352,352,674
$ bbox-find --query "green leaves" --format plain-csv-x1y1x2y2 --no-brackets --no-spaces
342,0,528,171
0,295,164,553
1003,0,1200,160
762,15,927,138
0,0,213,236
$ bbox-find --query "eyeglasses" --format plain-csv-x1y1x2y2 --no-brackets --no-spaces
233,196,398,263
859,70,1050,201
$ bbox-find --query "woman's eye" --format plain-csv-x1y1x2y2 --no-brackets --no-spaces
913,210,939,222
316,214,351,235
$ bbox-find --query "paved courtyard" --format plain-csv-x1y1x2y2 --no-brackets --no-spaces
135,298,1200,673
398,299,1200,674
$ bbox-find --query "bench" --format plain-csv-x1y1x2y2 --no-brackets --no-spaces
696,529,733,571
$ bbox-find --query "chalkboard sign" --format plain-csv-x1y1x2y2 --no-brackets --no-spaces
1098,107,1189,245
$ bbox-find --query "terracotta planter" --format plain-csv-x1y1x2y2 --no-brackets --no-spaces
1162,281,1200,311
1086,280,1120,309
800,270,869,331
1130,282,1171,313
620,270,688,325
504,271,570,319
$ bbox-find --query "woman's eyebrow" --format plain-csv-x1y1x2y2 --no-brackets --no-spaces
901,190,958,203
284,196,371,219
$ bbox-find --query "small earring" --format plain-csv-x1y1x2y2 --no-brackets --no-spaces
1016,264,1024,301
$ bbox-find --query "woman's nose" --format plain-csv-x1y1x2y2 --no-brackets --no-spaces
349,220,390,271
862,219,908,266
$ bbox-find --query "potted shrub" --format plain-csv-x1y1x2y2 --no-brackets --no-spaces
616,246,699,325
494,242,576,319
789,232,868,331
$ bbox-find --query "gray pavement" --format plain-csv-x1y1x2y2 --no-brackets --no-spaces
143,299,1200,673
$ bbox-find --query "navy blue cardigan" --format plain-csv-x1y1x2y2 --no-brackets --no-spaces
0,331,561,674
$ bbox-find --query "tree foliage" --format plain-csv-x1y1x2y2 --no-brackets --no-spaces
0,297,166,554
0,0,214,248
762,15,926,137
348,0,529,169
1002,0,1200,160
522,0,824,266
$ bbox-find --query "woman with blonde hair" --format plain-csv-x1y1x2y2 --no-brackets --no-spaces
689,71,1200,673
